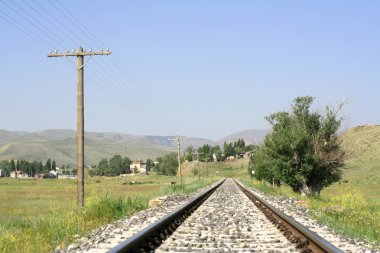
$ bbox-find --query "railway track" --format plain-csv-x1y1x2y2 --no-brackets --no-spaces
108,178,342,253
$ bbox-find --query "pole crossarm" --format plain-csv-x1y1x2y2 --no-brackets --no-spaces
47,50,111,57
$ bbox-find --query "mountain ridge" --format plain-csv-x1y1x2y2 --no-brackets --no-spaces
0,129,269,166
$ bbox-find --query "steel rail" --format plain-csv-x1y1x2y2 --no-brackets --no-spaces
234,179,343,253
108,179,226,253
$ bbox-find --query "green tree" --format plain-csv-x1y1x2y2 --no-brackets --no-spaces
211,145,222,162
198,144,218,161
32,160,42,177
10,159,15,171
52,160,56,170
0,160,10,176
96,158,109,176
146,159,153,174
37,161,43,174
245,144,257,152
109,155,123,175
184,146,195,162
155,153,178,176
249,96,345,196
223,142,235,157
121,157,132,174
234,139,246,156
44,159,52,173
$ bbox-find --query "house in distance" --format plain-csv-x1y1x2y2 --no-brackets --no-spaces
130,160,147,174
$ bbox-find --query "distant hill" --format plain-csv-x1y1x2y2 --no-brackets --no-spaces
2,126,378,170
0,128,272,166
0,129,215,166
341,124,380,164
217,129,270,145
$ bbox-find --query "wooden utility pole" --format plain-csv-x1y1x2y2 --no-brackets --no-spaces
169,137,189,184
48,47,111,206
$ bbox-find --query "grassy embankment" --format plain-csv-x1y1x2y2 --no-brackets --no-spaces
252,125,380,248
0,170,225,253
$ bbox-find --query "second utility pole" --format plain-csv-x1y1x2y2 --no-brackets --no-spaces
48,47,111,206
169,136,189,184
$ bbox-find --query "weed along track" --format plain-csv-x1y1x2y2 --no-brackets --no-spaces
106,179,342,253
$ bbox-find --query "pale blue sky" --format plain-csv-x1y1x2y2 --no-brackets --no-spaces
1,1,379,140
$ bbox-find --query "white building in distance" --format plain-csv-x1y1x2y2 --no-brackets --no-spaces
130,161,147,174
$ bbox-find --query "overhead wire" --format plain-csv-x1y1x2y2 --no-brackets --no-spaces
48,0,177,136
85,64,170,136
109,55,177,128
48,0,174,129
0,1,75,68
88,58,174,134
0,0,176,136
0,8,50,48
47,0,103,48
22,0,81,46
1,0,67,49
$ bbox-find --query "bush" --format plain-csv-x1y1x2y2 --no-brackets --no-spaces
251,96,345,196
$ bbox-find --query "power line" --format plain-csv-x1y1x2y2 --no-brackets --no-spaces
48,0,177,134
88,58,173,135
48,0,103,48
85,61,171,136
1,0,176,136
110,56,177,129
0,8,50,48
21,0,81,46
1,0,66,49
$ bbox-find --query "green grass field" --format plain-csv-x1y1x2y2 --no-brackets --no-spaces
320,159,380,208
0,158,254,253
0,172,219,253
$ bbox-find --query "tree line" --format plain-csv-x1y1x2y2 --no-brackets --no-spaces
88,155,153,176
0,158,68,177
183,140,255,163
154,141,255,176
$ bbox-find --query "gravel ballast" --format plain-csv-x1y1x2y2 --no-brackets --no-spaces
157,178,297,252
63,178,377,253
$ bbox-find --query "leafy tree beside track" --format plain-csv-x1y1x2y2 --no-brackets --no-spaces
155,153,178,176
249,96,345,196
